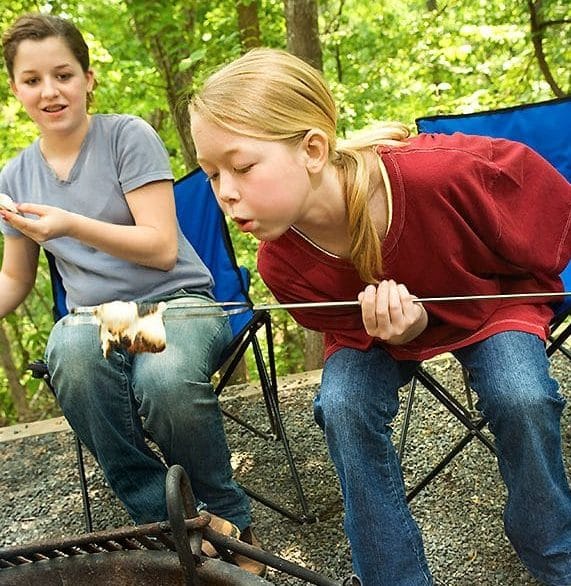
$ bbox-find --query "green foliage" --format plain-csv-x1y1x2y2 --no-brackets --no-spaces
0,0,569,423
320,0,569,130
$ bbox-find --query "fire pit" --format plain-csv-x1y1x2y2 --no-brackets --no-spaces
0,465,341,586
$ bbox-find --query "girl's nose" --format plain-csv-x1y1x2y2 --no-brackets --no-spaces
218,175,240,204
41,78,60,99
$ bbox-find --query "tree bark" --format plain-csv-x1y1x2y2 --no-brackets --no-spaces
284,0,325,369
527,0,567,97
237,0,261,52
304,327,325,371
0,323,34,421
127,0,200,170
284,0,323,70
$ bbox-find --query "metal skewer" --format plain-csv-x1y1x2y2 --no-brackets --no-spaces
71,291,571,317
257,291,571,311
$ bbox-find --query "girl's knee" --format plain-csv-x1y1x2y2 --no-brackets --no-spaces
316,383,398,432
481,375,564,426
47,319,101,371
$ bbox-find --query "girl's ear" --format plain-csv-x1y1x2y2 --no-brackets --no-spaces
9,79,19,98
302,129,329,174
85,69,95,93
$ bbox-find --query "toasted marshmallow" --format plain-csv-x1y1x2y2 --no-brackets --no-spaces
93,301,167,358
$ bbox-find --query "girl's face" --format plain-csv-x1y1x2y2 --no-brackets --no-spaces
10,36,94,138
191,112,314,242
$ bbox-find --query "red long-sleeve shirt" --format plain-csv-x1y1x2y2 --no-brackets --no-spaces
258,132,571,361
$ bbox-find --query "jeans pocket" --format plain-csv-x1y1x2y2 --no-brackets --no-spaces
59,313,98,328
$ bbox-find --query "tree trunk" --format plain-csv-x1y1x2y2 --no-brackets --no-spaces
284,0,323,70
0,323,34,422
527,0,567,97
237,0,261,52
304,328,324,371
127,0,200,170
284,0,325,369
147,37,198,170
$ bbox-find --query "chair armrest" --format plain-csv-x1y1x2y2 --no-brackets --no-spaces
28,359,49,379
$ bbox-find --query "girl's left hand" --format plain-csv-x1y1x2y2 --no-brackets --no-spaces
358,279,428,344
1,203,75,243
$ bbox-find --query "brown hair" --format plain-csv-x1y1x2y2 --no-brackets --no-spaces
2,13,95,106
190,48,409,283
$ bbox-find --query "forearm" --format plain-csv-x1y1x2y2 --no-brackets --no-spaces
12,182,179,271
0,273,34,319
67,213,178,270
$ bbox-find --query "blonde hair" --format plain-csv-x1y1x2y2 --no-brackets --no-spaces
190,48,409,283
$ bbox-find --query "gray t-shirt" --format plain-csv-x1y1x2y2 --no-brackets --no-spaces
0,114,213,309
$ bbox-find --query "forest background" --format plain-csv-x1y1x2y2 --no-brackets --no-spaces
0,0,569,425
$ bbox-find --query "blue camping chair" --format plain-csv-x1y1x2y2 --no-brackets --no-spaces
30,168,314,531
398,97,571,500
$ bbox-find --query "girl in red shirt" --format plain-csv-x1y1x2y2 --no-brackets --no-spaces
190,48,571,586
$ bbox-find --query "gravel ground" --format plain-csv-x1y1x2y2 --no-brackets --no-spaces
1,355,570,585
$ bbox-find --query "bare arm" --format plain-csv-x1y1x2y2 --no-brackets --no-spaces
0,235,40,318
1,180,178,271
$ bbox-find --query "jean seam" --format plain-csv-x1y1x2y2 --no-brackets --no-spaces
203,316,231,376
115,351,140,447
383,439,432,584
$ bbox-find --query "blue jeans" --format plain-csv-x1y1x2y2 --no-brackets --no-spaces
46,292,251,530
314,332,571,586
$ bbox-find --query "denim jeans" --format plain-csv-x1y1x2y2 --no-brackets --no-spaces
46,292,251,530
314,332,571,586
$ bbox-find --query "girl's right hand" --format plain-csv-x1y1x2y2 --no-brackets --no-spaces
358,280,428,345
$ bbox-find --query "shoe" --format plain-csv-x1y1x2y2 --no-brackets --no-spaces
199,513,267,577
199,512,240,557
232,526,267,578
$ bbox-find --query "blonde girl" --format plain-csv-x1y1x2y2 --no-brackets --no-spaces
190,48,571,586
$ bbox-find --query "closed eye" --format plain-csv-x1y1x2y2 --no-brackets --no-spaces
234,164,253,174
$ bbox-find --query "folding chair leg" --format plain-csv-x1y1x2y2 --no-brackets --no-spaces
33,362,94,533
252,329,316,523
74,435,93,533
461,367,475,413
406,417,489,502
215,314,315,523
547,322,571,358
415,368,496,453
398,376,418,462
401,367,497,502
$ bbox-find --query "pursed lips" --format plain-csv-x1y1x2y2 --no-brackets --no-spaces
232,216,255,232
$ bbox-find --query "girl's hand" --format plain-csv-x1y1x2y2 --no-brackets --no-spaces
1,203,75,243
358,280,428,344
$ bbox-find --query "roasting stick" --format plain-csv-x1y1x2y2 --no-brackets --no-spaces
71,290,571,317
257,291,571,312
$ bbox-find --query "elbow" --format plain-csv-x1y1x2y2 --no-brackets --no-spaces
157,244,178,271
160,257,177,272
